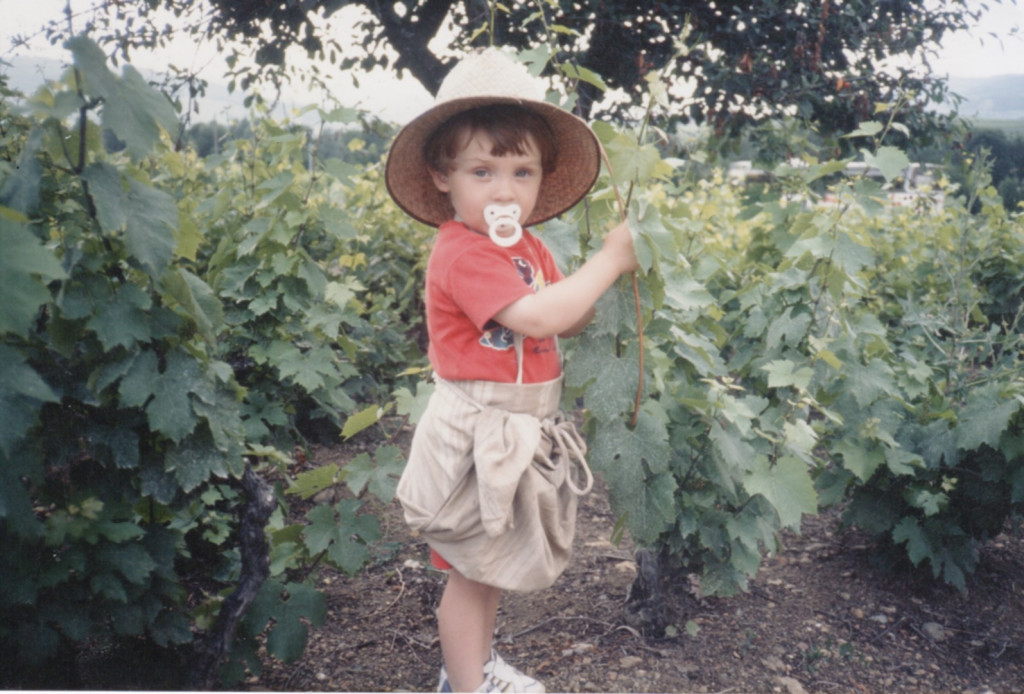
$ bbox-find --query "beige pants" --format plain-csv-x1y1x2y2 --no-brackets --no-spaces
396,376,591,591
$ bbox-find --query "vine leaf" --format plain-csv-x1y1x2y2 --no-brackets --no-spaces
594,403,670,474
163,269,223,344
166,431,229,492
246,580,327,664
304,499,381,575
566,333,638,422
264,582,327,663
82,163,178,279
590,403,673,543
343,445,404,503
288,464,340,500
892,517,931,566
147,350,203,443
67,36,178,160
862,146,910,183
762,359,813,390
957,384,1022,451
0,219,67,336
629,471,678,545
743,455,817,530
86,283,153,350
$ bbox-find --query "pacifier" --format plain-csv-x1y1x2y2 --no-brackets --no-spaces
484,203,523,247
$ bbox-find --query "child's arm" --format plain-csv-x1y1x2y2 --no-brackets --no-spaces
494,220,638,339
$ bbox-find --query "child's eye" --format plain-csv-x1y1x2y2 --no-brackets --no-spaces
472,168,490,178
515,168,536,178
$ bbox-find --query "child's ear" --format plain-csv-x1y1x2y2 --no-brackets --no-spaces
429,168,451,193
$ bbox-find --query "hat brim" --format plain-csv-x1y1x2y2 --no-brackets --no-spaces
385,96,602,228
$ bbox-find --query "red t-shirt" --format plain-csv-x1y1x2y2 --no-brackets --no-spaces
425,220,565,383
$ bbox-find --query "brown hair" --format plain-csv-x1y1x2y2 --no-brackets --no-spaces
424,104,558,175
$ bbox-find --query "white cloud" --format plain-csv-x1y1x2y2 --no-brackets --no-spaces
927,1,1024,78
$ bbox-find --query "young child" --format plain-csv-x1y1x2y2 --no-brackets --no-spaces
386,48,638,693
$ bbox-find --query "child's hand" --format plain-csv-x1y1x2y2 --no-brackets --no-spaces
603,220,640,274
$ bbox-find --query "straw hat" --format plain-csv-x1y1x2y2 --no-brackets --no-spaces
385,48,602,228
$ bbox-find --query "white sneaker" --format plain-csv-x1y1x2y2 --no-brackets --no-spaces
480,650,545,693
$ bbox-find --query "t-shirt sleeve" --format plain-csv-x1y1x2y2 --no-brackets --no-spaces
444,244,537,330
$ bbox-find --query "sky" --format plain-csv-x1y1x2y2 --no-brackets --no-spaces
2,0,1022,124
0,0,434,123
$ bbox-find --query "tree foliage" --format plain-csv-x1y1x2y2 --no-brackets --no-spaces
34,0,1003,138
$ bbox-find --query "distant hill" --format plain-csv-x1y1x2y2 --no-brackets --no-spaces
946,74,1024,121
2,54,252,122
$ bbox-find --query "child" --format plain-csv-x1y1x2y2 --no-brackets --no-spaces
386,48,638,693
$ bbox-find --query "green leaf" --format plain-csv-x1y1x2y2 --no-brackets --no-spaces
149,611,193,647
163,268,223,343
0,128,43,216
82,163,178,279
140,464,179,505
287,464,340,500
0,218,66,336
343,446,404,503
883,447,921,476
68,36,178,160
862,146,910,183
97,542,157,584
762,360,813,390
662,271,715,312
591,404,671,475
0,344,59,403
255,172,296,209
271,342,334,392
630,471,678,545
304,500,381,575
86,282,153,350
341,404,385,440
903,487,948,517
166,432,228,492
559,62,607,90
742,455,817,529
892,517,931,567
843,121,883,139
119,349,159,409
146,350,201,443
566,333,639,422
834,439,885,482
765,309,812,350
394,381,434,426
0,445,45,537
264,582,327,663
957,387,1021,451
708,422,756,485
191,389,245,460
844,359,898,409
605,137,668,188
783,418,818,462
97,520,146,543
591,407,677,542
670,324,726,377
90,572,128,602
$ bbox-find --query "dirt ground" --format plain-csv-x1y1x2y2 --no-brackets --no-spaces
253,442,1024,694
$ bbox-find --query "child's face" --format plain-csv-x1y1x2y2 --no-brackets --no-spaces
430,129,543,237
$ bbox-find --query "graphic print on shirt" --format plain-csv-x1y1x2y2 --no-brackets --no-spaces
478,255,546,351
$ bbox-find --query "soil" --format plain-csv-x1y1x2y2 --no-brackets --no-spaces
254,439,1024,694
